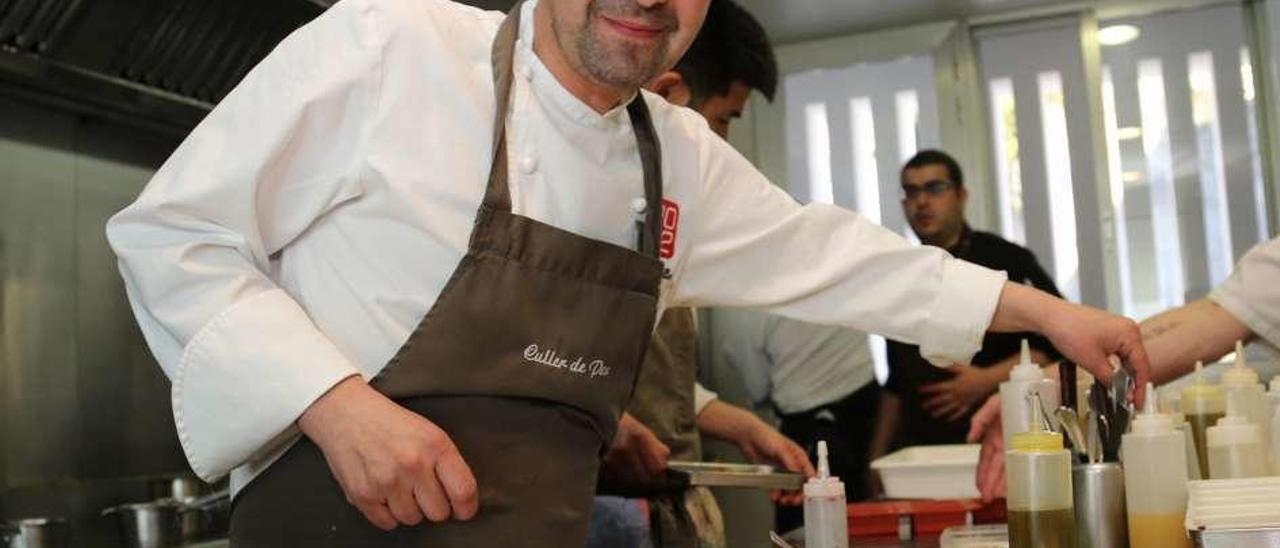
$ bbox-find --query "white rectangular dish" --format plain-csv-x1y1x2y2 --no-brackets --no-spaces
870,444,981,500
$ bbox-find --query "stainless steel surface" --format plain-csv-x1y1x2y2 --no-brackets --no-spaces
180,490,228,512
148,478,205,502
0,94,192,545
1087,412,1102,464
0,0,321,106
1072,463,1128,548
1054,407,1087,461
9,518,70,548
176,490,229,543
1110,361,1131,415
102,501,181,548
1191,527,1280,547
770,530,799,548
667,461,805,490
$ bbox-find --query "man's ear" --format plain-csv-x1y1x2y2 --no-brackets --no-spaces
647,71,692,108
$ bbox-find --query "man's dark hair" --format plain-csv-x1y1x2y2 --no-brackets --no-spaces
902,149,964,188
672,0,777,108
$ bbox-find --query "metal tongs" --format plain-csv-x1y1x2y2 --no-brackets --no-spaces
1084,359,1135,462
1056,359,1134,463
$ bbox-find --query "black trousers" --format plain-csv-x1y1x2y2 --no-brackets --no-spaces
773,381,881,533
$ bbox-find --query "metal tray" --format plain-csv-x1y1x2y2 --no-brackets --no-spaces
1191,527,1280,547
667,461,805,490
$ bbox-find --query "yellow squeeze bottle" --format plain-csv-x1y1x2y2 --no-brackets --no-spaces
1006,394,1075,548
1180,362,1224,478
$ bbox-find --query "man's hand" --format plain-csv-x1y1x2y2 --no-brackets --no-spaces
696,400,815,506
601,413,671,488
298,376,479,530
991,283,1150,407
738,420,815,506
920,364,999,422
967,395,1006,503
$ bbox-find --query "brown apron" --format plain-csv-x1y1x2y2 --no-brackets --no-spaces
628,307,702,463
228,2,666,545
598,307,725,548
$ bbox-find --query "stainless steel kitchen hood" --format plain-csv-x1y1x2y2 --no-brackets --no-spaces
0,0,324,133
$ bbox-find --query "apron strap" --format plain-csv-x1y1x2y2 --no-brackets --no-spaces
482,0,523,214
480,1,664,259
626,97,663,259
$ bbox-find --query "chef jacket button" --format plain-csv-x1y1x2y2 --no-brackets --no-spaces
519,64,534,81
519,156,538,174
630,198,647,214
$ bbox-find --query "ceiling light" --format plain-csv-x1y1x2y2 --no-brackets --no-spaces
1116,126,1142,141
1098,25,1140,47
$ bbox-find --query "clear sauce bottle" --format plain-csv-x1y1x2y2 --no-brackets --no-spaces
1220,341,1269,467
804,440,848,548
1006,394,1075,548
1180,361,1224,479
1207,396,1266,479
1123,382,1191,548
1272,406,1280,476
999,340,1059,447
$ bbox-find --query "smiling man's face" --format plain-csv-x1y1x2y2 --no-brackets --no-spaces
543,0,708,90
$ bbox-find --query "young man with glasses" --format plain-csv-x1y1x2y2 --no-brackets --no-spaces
868,150,1063,472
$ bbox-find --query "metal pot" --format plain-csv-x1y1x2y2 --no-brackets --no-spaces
104,490,229,548
177,489,229,542
148,477,204,501
102,500,182,548
4,518,69,548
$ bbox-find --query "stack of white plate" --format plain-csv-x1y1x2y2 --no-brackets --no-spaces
1186,477,1280,530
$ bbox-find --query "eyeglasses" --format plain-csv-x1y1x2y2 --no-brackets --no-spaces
900,180,956,200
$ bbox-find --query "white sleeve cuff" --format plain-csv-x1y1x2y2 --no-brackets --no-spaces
1210,286,1280,350
173,289,360,481
693,382,718,414
918,259,1007,367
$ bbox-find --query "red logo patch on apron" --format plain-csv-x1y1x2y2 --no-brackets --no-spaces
660,199,679,259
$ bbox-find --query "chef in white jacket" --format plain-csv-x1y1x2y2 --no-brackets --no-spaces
105,0,1149,545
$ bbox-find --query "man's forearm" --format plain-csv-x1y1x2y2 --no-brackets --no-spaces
868,393,900,460
1142,299,1254,384
987,282,1062,334
696,399,763,444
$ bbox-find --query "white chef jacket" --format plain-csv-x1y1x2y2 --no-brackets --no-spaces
1210,236,1280,353
720,310,877,415
105,0,1007,492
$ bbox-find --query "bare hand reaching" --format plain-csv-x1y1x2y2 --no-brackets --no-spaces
966,394,1006,503
991,283,1150,407
601,412,672,489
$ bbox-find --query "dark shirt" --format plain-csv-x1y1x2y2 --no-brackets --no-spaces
884,227,1062,448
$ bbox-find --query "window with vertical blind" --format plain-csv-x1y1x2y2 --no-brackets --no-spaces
783,55,938,383
1096,4,1267,318
977,19,1103,306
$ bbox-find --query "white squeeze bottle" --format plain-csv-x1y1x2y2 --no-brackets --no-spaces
1123,383,1191,548
1272,406,1280,476
999,340,1060,447
1267,376,1280,421
1267,376,1280,472
804,441,848,548
1220,341,1269,463
1206,395,1267,479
